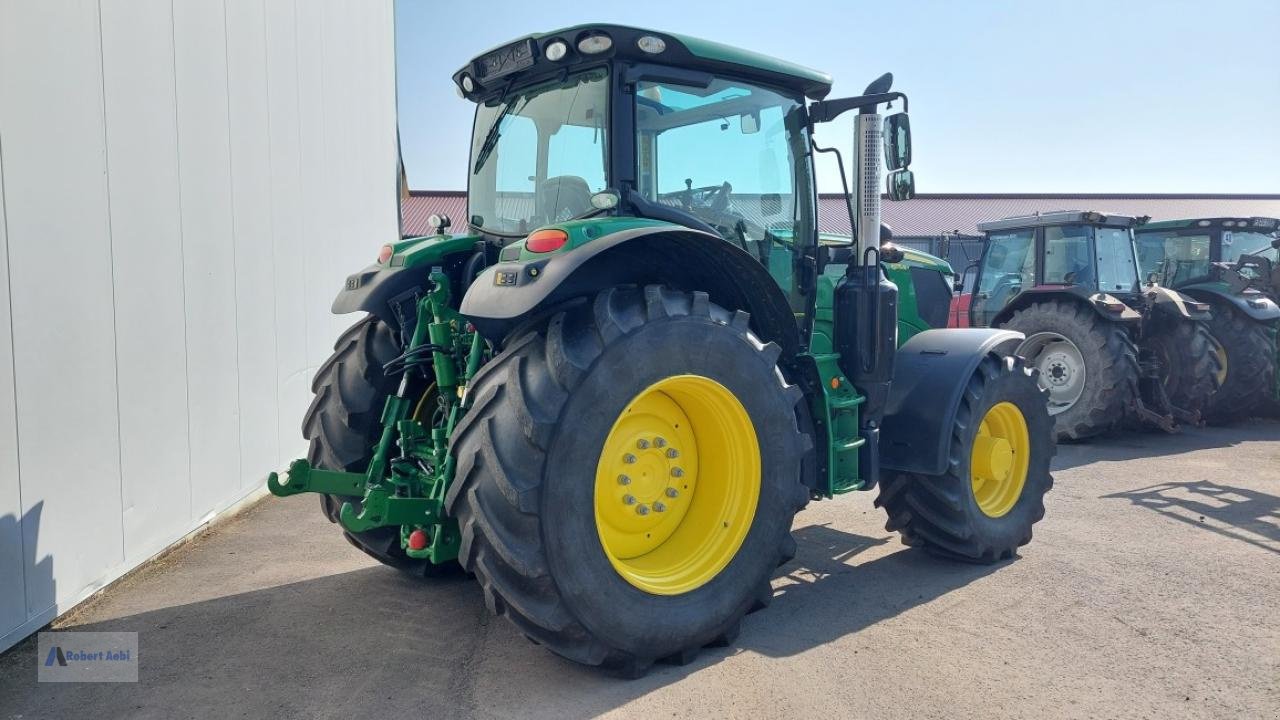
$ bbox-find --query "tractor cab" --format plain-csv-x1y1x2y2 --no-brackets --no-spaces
1136,217,1280,300
969,211,1144,328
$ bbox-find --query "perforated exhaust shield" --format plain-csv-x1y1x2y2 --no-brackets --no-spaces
854,113,882,261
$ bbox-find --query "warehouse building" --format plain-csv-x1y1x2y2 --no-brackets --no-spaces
0,0,398,651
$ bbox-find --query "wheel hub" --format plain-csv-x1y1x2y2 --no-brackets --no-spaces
970,401,1030,518
1018,332,1087,415
594,375,760,595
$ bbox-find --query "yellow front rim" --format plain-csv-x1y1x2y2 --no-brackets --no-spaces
970,401,1030,518
594,375,760,595
1209,335,1228,387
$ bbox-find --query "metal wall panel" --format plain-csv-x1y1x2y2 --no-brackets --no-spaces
0,137,28,643
172,0,244,520
263,0,310,464
99,0,194,566
226,0,282,491
0,0,125,624
0,0,397,651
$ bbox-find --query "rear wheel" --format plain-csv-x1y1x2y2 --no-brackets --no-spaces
445,285,807,676
1143,317,1219,418
1002,300,1138,441
302,315,460,577
875,354,1054,562
1201,303,1276,424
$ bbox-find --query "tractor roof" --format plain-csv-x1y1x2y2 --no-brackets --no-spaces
1137,217,1280,233
453,24,833,103
978,210,1143,233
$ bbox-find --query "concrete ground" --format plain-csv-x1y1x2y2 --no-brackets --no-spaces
2,422,1278,719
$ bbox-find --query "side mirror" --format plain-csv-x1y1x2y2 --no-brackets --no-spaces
883,113,912,171
887,169,915,201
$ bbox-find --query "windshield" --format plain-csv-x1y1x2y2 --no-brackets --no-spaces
1094,227,1140,293
468,69,609,235
1222,231,1279,264
1136,231,1211,285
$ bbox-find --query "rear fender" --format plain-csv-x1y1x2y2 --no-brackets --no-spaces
1179,284,1280,323
1144,284,1212,322
990,286,1140,326
880,328,1025,476
459,226,800,357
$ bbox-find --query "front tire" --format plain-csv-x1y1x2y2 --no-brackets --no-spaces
875,354,1054,562
1001,300,1139,441
445,286,808,676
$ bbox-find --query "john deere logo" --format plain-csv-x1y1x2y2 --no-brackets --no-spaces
44,646,67,667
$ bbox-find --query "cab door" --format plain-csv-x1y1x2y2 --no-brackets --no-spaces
970,228,1036,327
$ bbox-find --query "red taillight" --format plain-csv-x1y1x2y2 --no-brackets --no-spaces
377,244,393,264
526,229,568,253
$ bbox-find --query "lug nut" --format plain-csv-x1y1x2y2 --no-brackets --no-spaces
623,453,637,464
665,487,679,498
623,494,636,505
671,467,684,478
654,437,667,448
636,439,650,449
666,448,679,458
653,502,666,513
618,474,631,486
636,504,650,516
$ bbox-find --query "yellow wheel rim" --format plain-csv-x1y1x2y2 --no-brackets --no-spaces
970,401,1030,518
1209,334,1228,387
594,375,760,595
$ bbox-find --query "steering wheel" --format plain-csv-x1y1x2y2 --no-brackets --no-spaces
537,176,593,223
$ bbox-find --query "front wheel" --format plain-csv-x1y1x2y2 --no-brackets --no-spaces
876,354,1055,563
445,286,808,676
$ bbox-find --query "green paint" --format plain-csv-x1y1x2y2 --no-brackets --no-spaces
513,217,671,260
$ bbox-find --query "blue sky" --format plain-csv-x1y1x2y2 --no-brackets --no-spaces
395,0,1280,194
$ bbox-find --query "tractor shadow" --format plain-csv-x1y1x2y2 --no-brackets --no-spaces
1100,481,1280,555
0,521,1004,718
1051,419,1279,472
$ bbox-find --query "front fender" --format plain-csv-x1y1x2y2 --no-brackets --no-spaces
460,225,800,357
880,328,1025,476
331,233,482,326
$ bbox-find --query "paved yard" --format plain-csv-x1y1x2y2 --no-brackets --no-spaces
2,421,1278,719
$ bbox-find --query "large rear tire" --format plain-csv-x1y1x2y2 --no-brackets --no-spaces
445,286,808,676
875,354,1054,562
302,315,460,577
1201,303,1276,424
1143,317,1220,418
1001,300,1139,441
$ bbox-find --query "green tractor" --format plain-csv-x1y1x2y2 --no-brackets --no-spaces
1135,217,1280,421
959,211,1219,440
268,25,1054,675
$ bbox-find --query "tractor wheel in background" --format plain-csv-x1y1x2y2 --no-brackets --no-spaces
1142,317,1220,419
446,285,808,676
303,315,461,577
875,354,1054,563
1000,299,1139,442
1200,303,1277,424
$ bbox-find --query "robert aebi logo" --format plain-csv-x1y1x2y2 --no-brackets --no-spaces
44,645,131,666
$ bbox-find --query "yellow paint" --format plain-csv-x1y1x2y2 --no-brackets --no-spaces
594,375,760,595
970,401,1030,518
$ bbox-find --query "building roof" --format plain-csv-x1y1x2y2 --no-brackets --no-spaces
402,191,1280,238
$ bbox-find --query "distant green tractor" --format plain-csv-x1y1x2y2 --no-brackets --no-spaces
958,211,1218,440
267,24,1054,676
1136,217,1280,421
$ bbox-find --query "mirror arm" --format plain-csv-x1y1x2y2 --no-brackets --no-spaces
807,92,908,124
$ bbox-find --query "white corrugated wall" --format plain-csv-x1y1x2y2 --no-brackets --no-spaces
0,0,400,651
